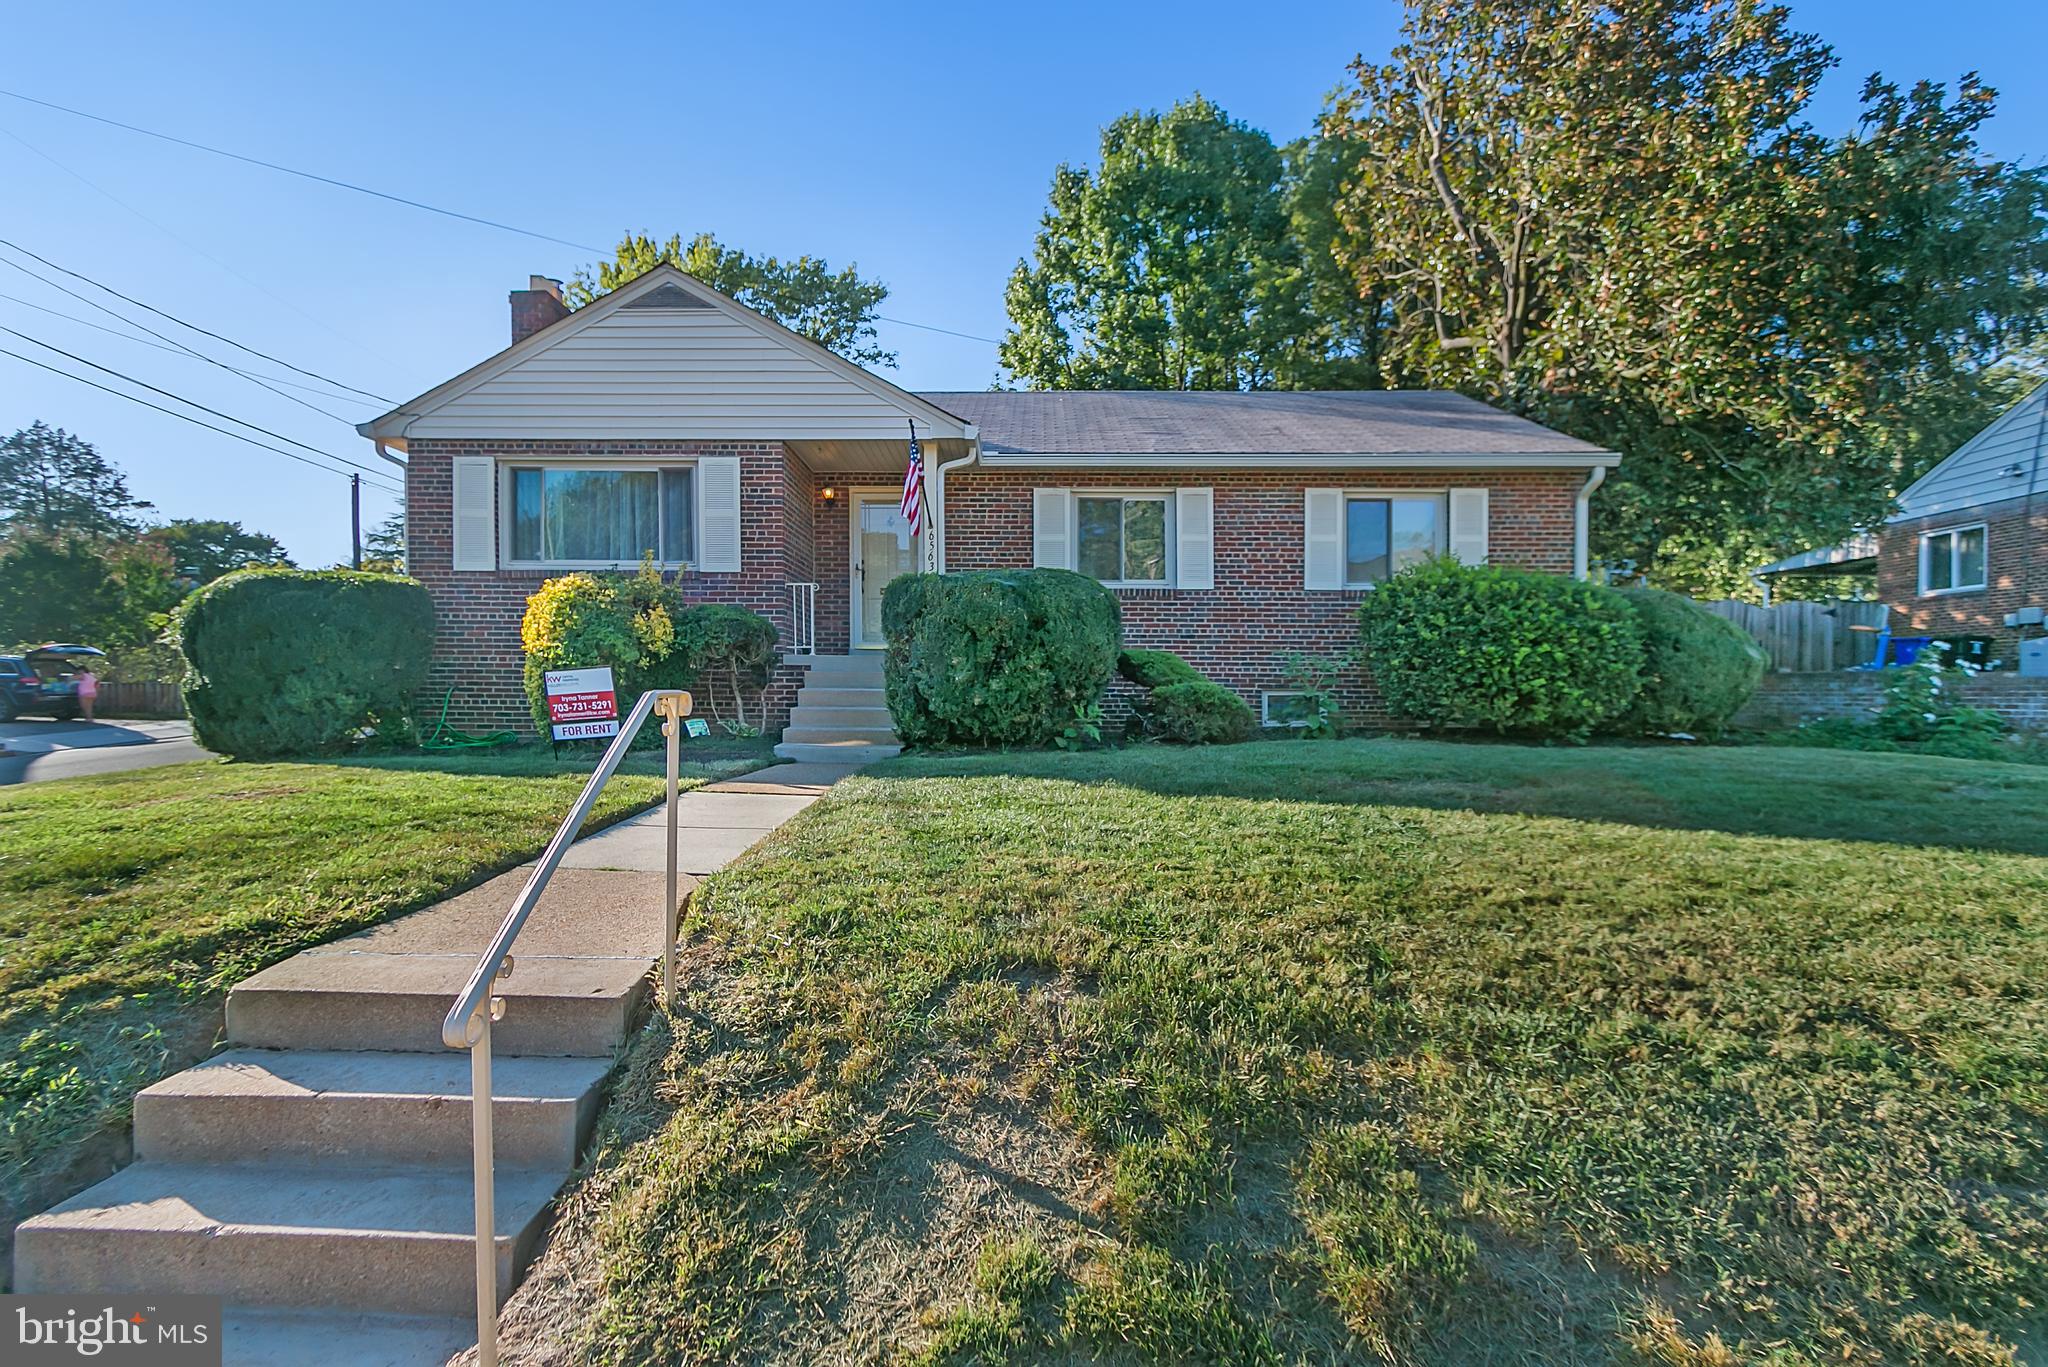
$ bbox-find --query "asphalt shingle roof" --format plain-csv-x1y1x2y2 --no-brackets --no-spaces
911,389,1604,456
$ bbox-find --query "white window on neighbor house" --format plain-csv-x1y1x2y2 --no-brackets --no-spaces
1919,523,1987,595
506,465,696,566
1032,487,1216,590
1344,495,1444,587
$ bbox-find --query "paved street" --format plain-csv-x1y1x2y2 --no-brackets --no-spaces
0,717,212,785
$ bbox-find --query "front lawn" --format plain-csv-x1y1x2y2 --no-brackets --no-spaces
501,740,2048,1365
0,739,771,1235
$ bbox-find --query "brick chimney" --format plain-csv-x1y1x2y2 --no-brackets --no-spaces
510,275,569,343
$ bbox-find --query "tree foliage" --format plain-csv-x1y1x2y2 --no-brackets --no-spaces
0,535,179,648
361,510,405,575
0,422,154,538
144,518,293,584
569,231,894,368
1322,0,2048,584
1001,96,1377,391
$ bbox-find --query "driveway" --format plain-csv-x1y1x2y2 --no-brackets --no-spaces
0,717,213,785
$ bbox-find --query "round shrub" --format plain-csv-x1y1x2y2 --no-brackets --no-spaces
1358,559,1643,739
1615,587,1766,735
1147,678,1255,744
1118,648,1202,690
675,602,780,733
882,569,1121,748
177,568,434,758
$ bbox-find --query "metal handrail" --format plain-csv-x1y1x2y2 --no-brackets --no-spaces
446,686,691,1367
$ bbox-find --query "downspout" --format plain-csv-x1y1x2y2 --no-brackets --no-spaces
373,439,408,470
932,424,980,573
1574,464,1607,581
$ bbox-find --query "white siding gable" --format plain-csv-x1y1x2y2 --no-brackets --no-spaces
372,269,971,444
1893,381,2048,522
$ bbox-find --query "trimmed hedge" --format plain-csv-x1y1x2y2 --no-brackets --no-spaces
178,568,434,758
1147,678,1256,744
882,569,1121,748
1616,587,1766,736
1357,559,1643,740
1118,648,1203,690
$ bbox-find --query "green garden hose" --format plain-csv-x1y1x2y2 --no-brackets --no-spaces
419,687,517,750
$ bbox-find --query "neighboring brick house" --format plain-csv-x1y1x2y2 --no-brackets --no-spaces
1876,382,2048,667
358,265,1617,745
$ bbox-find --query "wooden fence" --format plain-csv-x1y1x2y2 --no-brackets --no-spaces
1700,599,1889,673
99,680,185,718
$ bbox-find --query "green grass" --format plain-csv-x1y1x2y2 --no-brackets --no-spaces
520,739,2048,1365
0,738,773,1228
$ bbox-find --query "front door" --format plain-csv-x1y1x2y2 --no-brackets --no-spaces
851,494,914,648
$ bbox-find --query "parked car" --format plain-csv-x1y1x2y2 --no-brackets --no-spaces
0,644,108,722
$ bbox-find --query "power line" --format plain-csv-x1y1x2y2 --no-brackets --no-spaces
0,120,407,374
0,235,395,403
0,325,403,486
0,88,597,253
1,345,401,494
0,290,380,404
0,89,1007,350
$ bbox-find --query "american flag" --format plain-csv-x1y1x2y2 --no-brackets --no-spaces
900,422,925,535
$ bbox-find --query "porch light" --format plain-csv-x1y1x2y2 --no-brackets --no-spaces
820,486,837,500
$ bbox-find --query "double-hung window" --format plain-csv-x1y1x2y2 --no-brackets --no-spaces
1077,494,1170,586
1344,494,1443,587
507,465,696,566
1919,523,1987,595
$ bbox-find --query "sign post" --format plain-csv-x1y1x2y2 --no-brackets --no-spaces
544,667,620,742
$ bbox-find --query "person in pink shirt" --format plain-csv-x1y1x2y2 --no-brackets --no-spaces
75,668,98,723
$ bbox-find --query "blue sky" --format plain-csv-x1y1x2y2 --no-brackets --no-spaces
3,1,2043,566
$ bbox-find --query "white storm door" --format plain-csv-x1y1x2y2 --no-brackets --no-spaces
851,493,914,648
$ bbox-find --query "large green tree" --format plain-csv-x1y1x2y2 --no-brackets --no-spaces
0,422,155,538
1323,0,2048,589
0,535,179,647
569,232,894,369
144,518,293,585
1001,97,1375,391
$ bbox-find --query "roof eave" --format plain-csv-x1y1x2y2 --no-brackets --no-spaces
974,450,1621,469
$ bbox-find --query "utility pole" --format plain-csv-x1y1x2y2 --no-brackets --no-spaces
350,473,362,570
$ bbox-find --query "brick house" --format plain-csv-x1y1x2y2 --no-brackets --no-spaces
358,266,1617,752
1875,381,2048,668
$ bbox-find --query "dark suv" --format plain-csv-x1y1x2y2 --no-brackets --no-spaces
0,645,104,722
0,656,47,722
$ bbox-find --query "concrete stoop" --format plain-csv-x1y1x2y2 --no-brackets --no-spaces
774,653,902,762
13,867,670,1365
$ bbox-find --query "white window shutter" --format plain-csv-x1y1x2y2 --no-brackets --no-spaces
696,457,743,573
450,456,496,572
1448,487,1490,564
1175,487,1214,589
1033,488,1073,569
1303,489,1343,589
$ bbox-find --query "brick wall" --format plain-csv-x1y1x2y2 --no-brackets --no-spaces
1879,492,2047,658
943,467,1583,724
1735,671,2048,732
407,439,814,735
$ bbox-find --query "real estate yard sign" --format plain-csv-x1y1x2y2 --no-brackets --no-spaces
545,667,619,741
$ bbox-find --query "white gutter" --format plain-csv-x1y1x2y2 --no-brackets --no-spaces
976,451,1620,470
372,439,408,470
1574,465,1607,581
931,425,980,573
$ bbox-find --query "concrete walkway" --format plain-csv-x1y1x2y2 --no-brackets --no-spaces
16,758,860,1366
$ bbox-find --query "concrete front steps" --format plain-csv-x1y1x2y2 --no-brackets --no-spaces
775,652,902,763
14,866,667,1365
